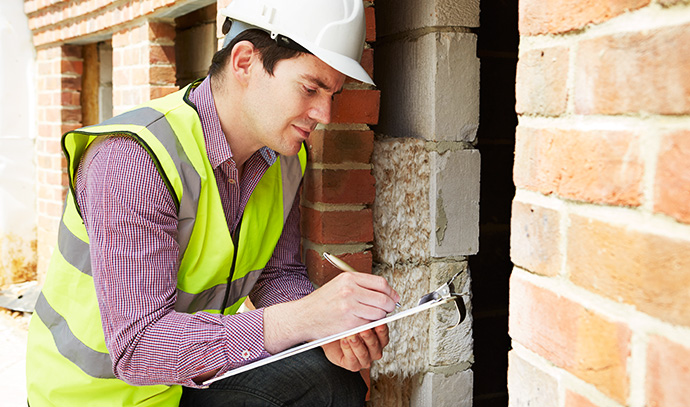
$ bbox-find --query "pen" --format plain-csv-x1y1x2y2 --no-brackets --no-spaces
322,252,402,308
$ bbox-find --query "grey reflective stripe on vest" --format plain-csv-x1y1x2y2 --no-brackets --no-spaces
58,216,92,276
280,154,303,224
175,269,263,313
98,107,201,257
34,292,116,379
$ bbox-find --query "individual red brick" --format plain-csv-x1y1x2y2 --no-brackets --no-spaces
515,46,569,116
509,273,631,403
148,21,175,42
113,68,131,87
510,201,561,276
38,184,64,202
37,60,55,75
514,127,643,206
331,89,380,125
61,107,81,123
565,391,597,407
61,76,81,92
655,131,690,224
112,29,128,48
307,129,374,164
568,214,690,327
61,91,81,106
305,249,372,286
61,59,83,75
39,199,65,218
149,65,176,86
574,24,690,115
519,0,650,35
646,335,690,407
37,214,60,235
37,93,52,106
149,44,175,65
304,169,375,205
301,207,373,244
61,44,82,59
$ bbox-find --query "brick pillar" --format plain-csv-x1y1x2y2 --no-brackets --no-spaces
35,45,82,282
511,1,690,406
112,21,177,115
302,6,380,286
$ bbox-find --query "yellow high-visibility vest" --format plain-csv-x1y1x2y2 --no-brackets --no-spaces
26,81,307,407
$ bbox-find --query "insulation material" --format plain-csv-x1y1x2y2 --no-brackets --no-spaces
371,262,432,378
371,137,431,266
369,373,415,407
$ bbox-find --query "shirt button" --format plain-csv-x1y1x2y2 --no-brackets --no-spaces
228,179,236,185
241,350,251,360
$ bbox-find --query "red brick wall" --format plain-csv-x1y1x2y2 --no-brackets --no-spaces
511,1,690,406
35,45,81,280
112,21,177,115
27,0,379,290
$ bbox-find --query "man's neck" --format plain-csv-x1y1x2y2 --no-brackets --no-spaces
210,74,261,169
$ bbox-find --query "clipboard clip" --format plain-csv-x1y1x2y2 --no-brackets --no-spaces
416,268,467,330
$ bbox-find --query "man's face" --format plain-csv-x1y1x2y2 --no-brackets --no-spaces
242,53,346,156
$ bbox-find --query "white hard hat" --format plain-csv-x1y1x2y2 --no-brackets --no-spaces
219,0,374,85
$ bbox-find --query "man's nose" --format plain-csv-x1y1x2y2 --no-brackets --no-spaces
309,94,332,124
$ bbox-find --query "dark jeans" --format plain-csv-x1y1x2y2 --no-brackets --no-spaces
179,348,368,407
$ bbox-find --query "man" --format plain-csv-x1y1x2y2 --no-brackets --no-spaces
26,0,400,405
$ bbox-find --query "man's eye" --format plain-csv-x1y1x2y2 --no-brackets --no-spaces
303,86,317,94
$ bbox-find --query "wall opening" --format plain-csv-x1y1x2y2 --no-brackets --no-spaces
175,3,217,88
81,40,113,127
470,0,518,406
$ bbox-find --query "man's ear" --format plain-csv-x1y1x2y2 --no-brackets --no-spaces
230,41,258,85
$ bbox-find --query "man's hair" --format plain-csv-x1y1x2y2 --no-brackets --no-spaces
208,29,304,78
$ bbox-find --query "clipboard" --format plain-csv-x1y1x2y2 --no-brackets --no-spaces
203,295,457,387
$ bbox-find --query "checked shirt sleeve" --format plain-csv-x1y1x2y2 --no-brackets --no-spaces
76,136,270,388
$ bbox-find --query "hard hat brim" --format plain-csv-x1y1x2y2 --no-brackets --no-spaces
298,40,374,86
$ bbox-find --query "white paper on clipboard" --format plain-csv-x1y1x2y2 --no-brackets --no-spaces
202,296,455,387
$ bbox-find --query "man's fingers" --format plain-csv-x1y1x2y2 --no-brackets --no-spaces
347,335,372,369
359,329,383,361
348,272,401,304
339,337,361,371
373,324,390,349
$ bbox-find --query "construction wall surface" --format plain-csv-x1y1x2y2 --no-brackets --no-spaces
372,0,480,405
510,1,690,406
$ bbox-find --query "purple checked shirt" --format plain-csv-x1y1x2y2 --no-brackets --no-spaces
75,77,314,388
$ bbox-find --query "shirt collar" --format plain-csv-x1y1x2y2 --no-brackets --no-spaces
187,77,278,169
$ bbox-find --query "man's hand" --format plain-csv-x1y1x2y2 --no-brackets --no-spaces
263,272,400,354
321,325,390,371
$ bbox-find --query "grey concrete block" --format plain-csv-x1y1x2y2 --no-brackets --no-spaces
430,149,480,257
410,369,474,407
376,32,480,143
428,262,473,366
377,0,480,37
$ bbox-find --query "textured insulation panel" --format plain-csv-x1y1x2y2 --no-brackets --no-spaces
372,137,431,266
